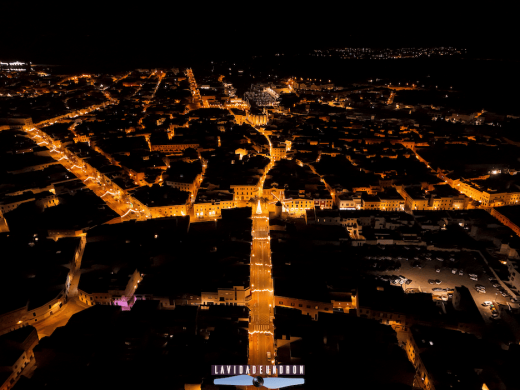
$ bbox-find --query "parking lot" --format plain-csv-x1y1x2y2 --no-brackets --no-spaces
365,247,516,324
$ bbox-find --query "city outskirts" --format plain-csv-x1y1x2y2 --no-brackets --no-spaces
0,5,519,390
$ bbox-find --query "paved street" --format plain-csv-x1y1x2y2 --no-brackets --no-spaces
371,250,512,324
248,202,275,368
25,127,143,222
33,298,89,339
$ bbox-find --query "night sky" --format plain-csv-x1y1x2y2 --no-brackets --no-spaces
1,4,516,67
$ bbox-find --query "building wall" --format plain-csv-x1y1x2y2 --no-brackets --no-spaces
201,286,251,306
275,295,355,320
286,198,314,217
151,143,199,152
0,237,78,335
78,270,143,308
0,327,38,390
166,174,201,194
405,332,435,390
0,295,65,336
231,185,258,201
149,204,188,218
313,198,333,209
271,147,286,161
194,200,236,219
66,235,87,298
0,198,35,214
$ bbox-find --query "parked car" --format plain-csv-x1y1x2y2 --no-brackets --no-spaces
449,258,455,262
405,280,412,285
452,269,457,274
435,280,441,284
436,257,444,262
432,288,443,292
436,268,441,273
492,284,500,288
483,301,492,306
459,270,464,276
428,280,435,285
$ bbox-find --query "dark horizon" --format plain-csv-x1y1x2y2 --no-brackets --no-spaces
1,4,517,68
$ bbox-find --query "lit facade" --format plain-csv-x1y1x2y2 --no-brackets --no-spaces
201,286,251,306
231,185,259,202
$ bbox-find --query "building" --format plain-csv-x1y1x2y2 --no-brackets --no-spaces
378,188,406,211
201,286,251,306
194,190,236,219
405,325,488,390
399,185,469,211
451,177,520,207
271,142,287,161
0,326,39,390
275,294,355,321
336,192,361,210
230,185,259,202
78,269,143,310
130,184,191,218
312,190,334,210
151,142,200,153
0,117,33,129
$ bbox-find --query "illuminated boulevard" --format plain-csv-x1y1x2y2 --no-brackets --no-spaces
23,126,146,222
248,199,276,371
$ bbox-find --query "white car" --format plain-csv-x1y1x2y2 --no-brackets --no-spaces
483,301,492,306
452,269,457,274
436,257,444,262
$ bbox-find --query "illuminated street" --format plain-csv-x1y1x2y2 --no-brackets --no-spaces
2,18,520,389
23,126,144,222
248,200,276,368
33,298,89,339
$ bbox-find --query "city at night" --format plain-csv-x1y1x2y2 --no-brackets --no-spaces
1,4,520,390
